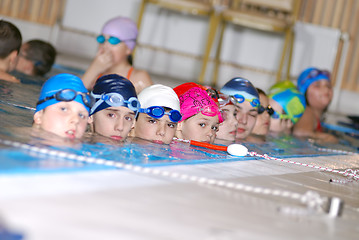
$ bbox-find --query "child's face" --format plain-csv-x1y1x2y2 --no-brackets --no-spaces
90,106,135,141
216,105,238,141
177,113,219,144
269,98,292,134
33,101,89,139
99,35,131,64
306,79,333,110
252,93,270,135
235,101,258,139
134,113,178,144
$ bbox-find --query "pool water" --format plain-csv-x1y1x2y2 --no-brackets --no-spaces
1,68,358,175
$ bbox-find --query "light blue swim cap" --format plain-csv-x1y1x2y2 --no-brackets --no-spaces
36,73,90,113
90,74,138,115
220,77,259,107
297,67,330,94
269,88,306,123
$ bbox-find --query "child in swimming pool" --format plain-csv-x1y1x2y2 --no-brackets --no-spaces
293,67,337,142
33,73,94,139
268,83,306,135
220,77,260,140
215,91,238,143
89,74,139,141
134,84,181,144
14,39,56,78
82,16,153,93
251,88,271,136
173,82,222,144
0,20,21,83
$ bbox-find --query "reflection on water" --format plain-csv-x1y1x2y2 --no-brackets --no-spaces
1,71,359,174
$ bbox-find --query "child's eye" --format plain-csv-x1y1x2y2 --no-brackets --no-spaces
79,113,87,119
168,123,177,128
149,119,157,124
249,113,258,118
107,113,115,118
199,123,206,128
125,116,133,121
60,107,67,112
211,125,219,132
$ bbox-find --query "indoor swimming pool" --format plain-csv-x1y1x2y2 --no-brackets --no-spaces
0,69,358,240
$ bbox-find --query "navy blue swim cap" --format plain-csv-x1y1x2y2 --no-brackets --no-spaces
36,73,90,113
90,74,138,115
220,77,259,101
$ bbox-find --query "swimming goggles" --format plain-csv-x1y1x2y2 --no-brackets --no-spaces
233,94,260,107
90,92,140,114
139,106,182,122
96,35,136,45
258,105,274,115
301,69,331,85
36,89,95,108
206,87,220,100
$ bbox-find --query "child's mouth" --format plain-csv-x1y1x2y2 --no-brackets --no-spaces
65,130,76,139
111,135,123,141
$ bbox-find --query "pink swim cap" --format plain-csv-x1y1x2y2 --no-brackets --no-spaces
101,16,138,50
174,85,223,123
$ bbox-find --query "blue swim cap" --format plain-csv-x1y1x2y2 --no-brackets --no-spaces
90,74,138,115
269,88,306,123
297,67,331,94
36,73,90,113
220,77,259,102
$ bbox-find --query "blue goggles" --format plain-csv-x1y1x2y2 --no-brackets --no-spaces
90,92,140,115
139,106,182,123
96,35,135,45
233,94,260,107
37,89,95,108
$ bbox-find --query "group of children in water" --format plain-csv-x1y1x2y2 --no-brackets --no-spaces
1,16,337,146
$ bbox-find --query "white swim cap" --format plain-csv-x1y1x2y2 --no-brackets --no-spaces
138,84,180,111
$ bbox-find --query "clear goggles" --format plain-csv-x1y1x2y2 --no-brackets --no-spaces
91,92,140,114
37,89,95,108
219,94,260,108
139,106,182,123
96,35,135,45
258,105,274,115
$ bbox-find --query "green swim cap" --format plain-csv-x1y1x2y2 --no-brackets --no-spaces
269,88,306,124
268,80,296,95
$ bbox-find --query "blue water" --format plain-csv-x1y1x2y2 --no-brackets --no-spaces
1,65,358,175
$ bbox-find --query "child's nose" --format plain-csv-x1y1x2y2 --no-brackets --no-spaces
237,113,248,124
156,123,165,136
115,118,124,131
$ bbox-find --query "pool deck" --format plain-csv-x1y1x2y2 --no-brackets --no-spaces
0,152,358,240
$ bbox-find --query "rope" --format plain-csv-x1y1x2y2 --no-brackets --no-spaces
0,138,333,215
249,152,359,181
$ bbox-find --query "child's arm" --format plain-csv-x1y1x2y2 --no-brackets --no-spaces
131,70,153,94
293,109,338,143
82,48,113,90
0,71,20,83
